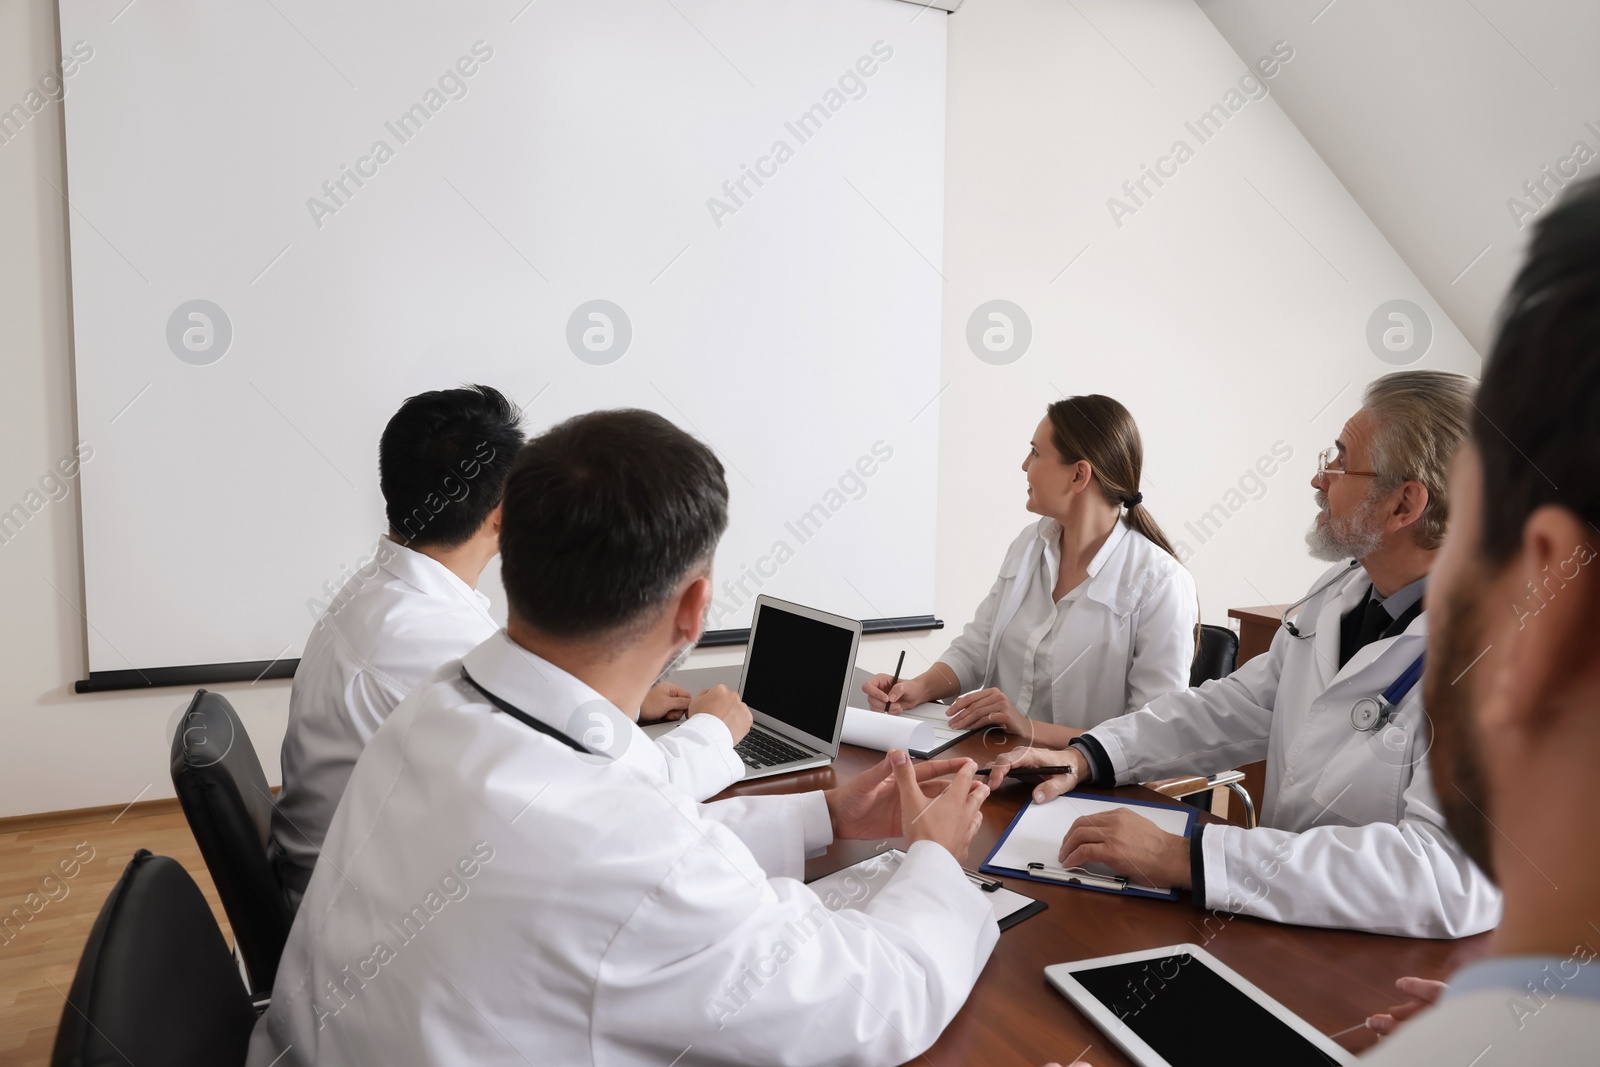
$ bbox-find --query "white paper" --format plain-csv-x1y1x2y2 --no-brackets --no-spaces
986,795,1191,896
893,702,975,745
845,702,973,754
807,849,1039,925
842,706,935,752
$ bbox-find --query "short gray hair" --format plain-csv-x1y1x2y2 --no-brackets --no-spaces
1361,370,1475,550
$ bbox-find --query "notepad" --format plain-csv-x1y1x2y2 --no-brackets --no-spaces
806,849,1046,930
841,706,935,752
896,702,975,744
982,795,1197,899
843,702,976,758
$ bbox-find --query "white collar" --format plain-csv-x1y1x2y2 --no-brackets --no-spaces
1036,516,1139,610
460,631,618,744
380,535,491,610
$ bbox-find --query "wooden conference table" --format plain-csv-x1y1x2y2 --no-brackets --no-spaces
676,665,1493,1067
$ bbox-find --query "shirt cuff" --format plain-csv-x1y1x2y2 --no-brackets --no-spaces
678,710,731,744
673,713,746,779
1069,735,1114,787
1189,825,1207,909
799,791,835,857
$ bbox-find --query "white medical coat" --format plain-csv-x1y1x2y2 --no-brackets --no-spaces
1085,561,1502,938
248,632,999,1066
940,518,1197,728
272,538,743,905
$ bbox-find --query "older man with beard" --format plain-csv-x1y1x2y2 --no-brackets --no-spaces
990,369,1502,938
1358,180,1600,1061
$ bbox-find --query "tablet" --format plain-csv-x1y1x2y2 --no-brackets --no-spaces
1044,944,1355,1067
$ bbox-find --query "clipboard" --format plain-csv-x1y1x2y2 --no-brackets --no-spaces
995,895,1048,931
896,702,979,758
979,794,1198,902
806,849,1048,931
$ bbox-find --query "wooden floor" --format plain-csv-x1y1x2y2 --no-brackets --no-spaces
0,803,230,1065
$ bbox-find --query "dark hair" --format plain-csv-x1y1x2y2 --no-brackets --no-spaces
1477,175,1600,563
499,408,729,640
379,385,524,548
1046,395,1180,561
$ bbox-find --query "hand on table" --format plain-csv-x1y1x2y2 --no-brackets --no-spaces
1058,807,1191,890
824,752,987,861
986,745,1089,802
683,684,753,744
638,682,692,724
1367,977,1447,1035
945,687,1031,734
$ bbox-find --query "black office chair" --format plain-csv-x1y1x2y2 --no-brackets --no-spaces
51,850,256,1067
1152,624,1258,827
1188,622,1239,687
170,688,293,994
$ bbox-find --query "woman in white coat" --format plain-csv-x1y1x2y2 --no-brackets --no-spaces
864,395,1198,747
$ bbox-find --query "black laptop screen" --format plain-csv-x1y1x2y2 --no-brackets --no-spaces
740,604,855,742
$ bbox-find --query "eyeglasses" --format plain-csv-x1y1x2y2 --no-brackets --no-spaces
1316,446,1380,478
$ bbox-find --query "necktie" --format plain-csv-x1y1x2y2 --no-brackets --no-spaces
1340,593,1393,667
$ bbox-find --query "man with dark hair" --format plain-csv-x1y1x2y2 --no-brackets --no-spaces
250,409,998,1067
1358,179,1600,1061
378,384,528,547
271,389,745,909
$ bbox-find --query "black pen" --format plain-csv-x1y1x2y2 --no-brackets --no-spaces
885,650,905,714
974,766,1078,779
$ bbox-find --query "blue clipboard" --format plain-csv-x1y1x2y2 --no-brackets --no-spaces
978,794,1199,902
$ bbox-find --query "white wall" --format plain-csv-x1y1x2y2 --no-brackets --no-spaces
1198,0,1600,354
0,2,293,818
0,0,1481,818
901,0,1480,690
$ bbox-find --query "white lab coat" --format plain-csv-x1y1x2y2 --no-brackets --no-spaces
273,538,743,905
939,518,1197,728
1085,560,1501,938
248,632,999,1067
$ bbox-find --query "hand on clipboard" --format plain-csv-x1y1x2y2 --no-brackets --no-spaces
980,794,1198,900
1051,806,1194,892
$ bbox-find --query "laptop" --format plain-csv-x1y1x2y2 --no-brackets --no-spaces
650,595,861,781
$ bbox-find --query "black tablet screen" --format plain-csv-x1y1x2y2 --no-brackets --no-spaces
1070,954,1342,1066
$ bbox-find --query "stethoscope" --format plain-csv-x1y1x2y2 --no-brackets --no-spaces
1350,653,1425,732
1280,559,1361,639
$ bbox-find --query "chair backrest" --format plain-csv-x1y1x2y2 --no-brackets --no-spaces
1189,623,1240,687
51,850,256,1067
169,688,293,993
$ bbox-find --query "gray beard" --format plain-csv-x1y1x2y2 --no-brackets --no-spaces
1305,488,1385,562
654,640,695,687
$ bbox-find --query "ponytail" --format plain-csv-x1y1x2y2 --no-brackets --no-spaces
1045,396,1181,563
1123,501,1180,562
1046,396,1197,659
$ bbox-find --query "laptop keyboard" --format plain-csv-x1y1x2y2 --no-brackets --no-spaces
734,728,812,769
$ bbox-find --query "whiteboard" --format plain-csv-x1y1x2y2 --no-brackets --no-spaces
59,0,945,677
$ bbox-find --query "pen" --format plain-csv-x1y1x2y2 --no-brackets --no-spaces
961,867,1003,892
974,766,1077,779
1027,862,1128,891
885,650,905,714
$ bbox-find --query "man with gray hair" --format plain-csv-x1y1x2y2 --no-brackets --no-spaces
992,370,1502,938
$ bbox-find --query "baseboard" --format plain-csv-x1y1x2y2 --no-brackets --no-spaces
0,788,278,834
